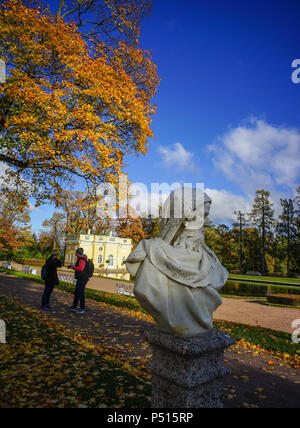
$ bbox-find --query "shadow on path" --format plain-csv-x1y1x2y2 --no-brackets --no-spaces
0,273,299,409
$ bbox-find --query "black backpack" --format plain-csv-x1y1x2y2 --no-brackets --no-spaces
84,259,94,278
41,264,48,280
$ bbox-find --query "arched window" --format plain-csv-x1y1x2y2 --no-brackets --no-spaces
98,255,103,264
108,255,114,267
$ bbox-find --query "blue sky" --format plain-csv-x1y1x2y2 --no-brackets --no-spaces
30,0,300,231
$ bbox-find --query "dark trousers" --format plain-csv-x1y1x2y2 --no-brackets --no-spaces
73,279,88,310
41,285,54,307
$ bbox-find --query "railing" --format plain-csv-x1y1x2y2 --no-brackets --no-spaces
116,282,134,297
59,273,76,285
1,262,12,269
21,265,37,275
15,258,45,267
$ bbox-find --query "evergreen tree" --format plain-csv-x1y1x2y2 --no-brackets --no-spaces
277,199,297,277
249,190,275,274
295,185,300,236
242,227,262,272
292,185,300,275
233,210,247,274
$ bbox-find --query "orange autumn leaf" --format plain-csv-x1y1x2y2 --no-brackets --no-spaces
0,0,159,204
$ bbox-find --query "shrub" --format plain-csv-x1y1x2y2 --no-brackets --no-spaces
267,294,300,307
14,258,45,267
222,281,300,297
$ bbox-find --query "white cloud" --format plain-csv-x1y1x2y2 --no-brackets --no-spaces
128,183,252,225
158,143,198,172
129,182,176,218
205,188,251,224
29,203,40,213
209,118,300,193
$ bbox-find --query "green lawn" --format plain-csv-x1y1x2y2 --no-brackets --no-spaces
229,274,300,284
214,320,300,358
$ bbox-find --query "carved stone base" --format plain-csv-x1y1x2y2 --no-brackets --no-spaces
146,328,236,408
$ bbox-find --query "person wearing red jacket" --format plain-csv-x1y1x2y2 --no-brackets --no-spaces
67,248,89,314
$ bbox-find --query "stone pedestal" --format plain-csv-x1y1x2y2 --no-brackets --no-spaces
146,328,236,408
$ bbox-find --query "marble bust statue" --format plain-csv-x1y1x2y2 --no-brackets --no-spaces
126,188,228,336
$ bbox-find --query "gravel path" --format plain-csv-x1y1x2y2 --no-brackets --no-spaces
8,263,300,333
215,297,300,334
0,273,299,408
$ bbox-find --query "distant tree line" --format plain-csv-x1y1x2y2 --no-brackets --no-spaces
205,187,300,277
1,186,299,277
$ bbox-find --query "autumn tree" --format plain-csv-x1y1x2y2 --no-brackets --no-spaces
116,216,145,246
16,231,47,259
0,189,31,259
248,190,275,275
0,218,23,259
54,0,153,46
36,232,54,258
54,189,114,235
55,190,96,234
0,190,30,227
205,225,239,272
140,214,161,238
215,224,239,272
42,212,66,251
0,0,159,205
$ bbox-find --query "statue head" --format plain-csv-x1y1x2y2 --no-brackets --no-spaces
162,187,212,230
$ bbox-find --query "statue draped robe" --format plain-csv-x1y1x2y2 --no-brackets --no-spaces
126,238,228,336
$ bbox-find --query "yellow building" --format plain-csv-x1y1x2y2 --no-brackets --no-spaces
64,232,132,279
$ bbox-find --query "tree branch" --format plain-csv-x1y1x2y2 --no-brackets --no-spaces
61,0,95,20
56,0,66,21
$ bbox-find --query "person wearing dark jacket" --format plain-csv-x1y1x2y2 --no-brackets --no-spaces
40,250,62,311
67,248,89,314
